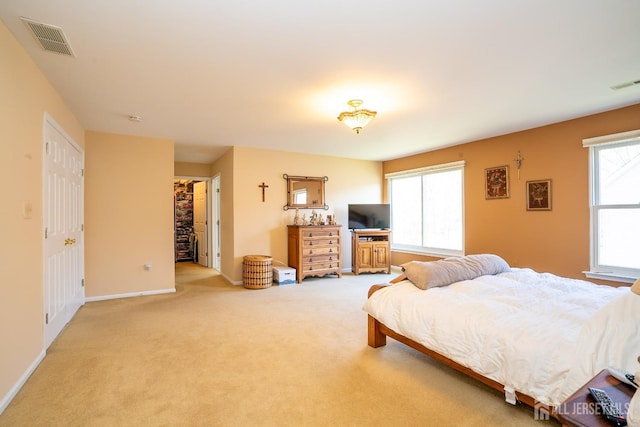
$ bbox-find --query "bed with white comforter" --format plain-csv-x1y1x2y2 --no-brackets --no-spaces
363,258,640,407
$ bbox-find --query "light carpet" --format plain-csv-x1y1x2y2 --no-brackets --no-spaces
0,263,559,426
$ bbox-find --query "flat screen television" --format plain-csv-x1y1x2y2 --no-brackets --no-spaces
348,204,391,230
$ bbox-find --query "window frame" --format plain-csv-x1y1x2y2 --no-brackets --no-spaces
583,129,640,283
385,160,465,258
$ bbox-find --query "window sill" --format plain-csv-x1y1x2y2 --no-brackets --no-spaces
583,271,637,284
391,247,463,259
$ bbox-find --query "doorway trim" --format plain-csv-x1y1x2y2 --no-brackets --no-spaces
212,174,221,271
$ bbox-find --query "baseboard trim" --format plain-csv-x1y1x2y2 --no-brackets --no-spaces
222,273,242,286
85,288,176,302
0,350,46,415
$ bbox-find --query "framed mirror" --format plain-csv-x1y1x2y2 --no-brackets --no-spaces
283,174,328,210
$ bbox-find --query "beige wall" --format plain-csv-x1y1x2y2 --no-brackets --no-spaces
227,146,382,282
211,149,235,280
385,103,640,283
174,161,214,177
0,21,84,406
84,132,175,297
177,147,382,283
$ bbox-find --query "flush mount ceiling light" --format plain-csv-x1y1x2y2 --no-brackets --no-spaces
128,115,142,122
337,100,377,134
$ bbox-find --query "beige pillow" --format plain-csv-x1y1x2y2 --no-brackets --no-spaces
402,254,510,290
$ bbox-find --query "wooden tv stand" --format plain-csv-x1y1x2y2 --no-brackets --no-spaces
351,229,390,275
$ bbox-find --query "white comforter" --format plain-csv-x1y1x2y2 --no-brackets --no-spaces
363,268,640,406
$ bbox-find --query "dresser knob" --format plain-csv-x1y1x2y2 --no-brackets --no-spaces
309,250,313,254
308,233,313,237
329,240,332,244
309,258,313,262
329,232,333,236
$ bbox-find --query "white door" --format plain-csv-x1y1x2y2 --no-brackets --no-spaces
193,180,208,266
43,115,84,349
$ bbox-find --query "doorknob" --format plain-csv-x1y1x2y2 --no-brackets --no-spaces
64,238,76,246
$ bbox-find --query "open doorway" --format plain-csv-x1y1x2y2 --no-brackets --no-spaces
174,178,209,267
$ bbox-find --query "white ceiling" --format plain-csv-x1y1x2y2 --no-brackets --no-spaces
2,1,640,164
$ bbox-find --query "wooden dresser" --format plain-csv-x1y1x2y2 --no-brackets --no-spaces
287,225,342,283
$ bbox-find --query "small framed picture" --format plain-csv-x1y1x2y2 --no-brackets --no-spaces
526,179,552,211
485,166,509,199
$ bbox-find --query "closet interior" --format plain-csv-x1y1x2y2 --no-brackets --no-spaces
174,179,197,262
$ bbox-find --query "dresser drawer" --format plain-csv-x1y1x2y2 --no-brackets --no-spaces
302,237,340,248
302,253,339,264
300,228,339,239
301,246,339,256
302,260,340,272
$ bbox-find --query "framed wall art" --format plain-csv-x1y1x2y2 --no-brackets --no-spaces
485,166,509,199
526,179,552,211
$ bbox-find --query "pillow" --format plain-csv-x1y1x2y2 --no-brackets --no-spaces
402,254,510,290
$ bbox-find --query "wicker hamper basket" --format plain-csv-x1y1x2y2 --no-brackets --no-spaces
243,255,273,289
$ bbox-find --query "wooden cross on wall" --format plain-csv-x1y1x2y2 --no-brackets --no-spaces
258,182,269,202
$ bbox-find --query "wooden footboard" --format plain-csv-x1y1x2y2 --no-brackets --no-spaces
366,283,555,419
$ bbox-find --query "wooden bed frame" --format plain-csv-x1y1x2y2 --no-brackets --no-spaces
367,278,556,419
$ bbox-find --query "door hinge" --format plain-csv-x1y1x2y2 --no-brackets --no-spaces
81,278,85,287
45,313,49,324
81,224,84,231
81,169,84,177
217,188,220,193
45,142,49,154
45,228,48,239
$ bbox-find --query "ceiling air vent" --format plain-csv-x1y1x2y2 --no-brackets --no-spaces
610,79,640,90
20,17,75,57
